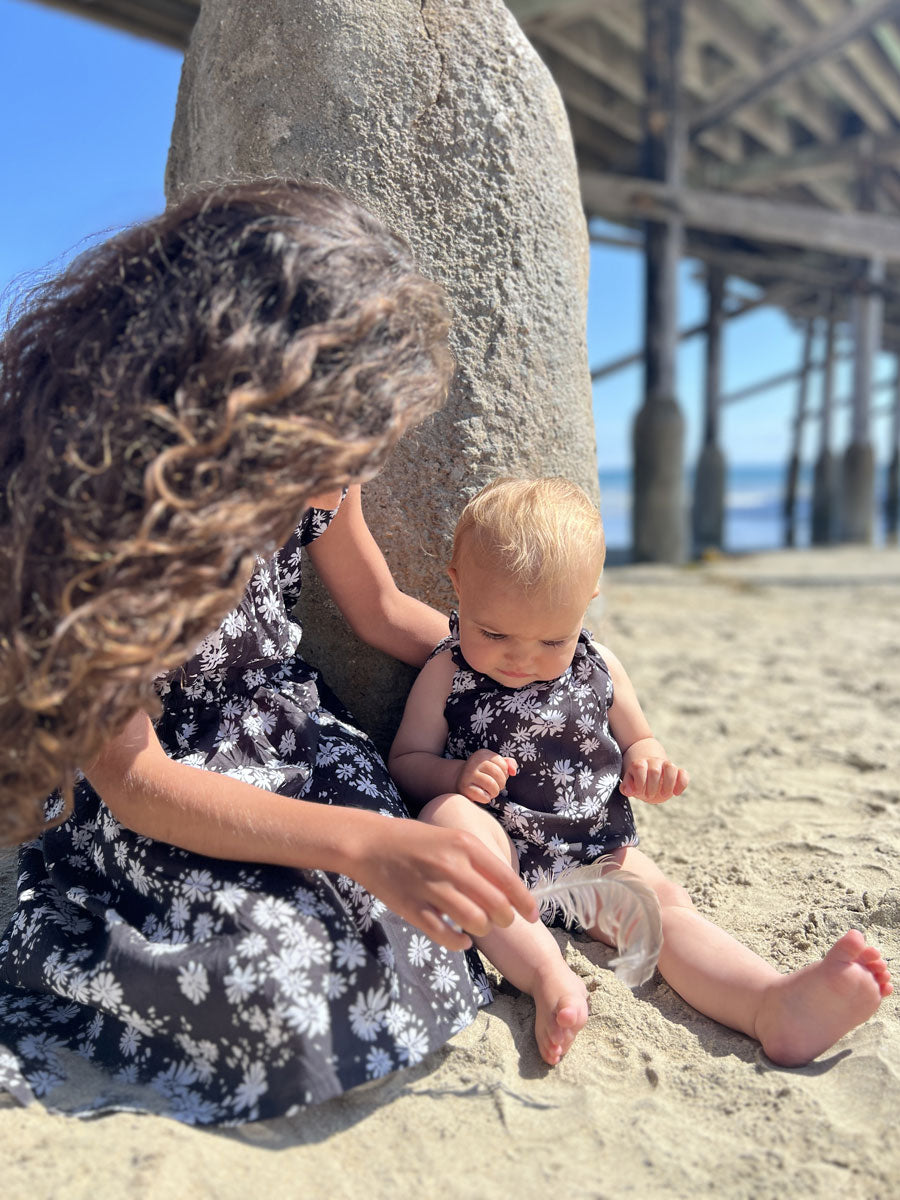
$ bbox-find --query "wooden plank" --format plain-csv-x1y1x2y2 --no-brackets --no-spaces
682,0,855,208
539,5,850,207
29,0,197,47
590,281,801,381
505,0,591,22
688,0,842,143
580,170,900,261
589,233,644,251
578,0,791,155
567,110,639,175
536,44,643,144
751,0,893,132
527,1,598,29
795,0,900,123
694,130,900,192
782,293,900,349
685,244,858,293
723,350,849,406
690,0,900,136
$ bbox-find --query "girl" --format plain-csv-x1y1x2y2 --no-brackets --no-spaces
0,181,536,1124
389,477,892,1067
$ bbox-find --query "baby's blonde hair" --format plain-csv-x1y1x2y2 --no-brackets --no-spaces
450,477,605,598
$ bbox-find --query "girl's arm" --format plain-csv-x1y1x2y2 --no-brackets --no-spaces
594,642,689,804
306,484,449,667
388,653,516,806
85,710,537,948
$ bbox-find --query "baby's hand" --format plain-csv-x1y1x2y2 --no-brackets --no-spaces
457,749,517,804
620,755,688,804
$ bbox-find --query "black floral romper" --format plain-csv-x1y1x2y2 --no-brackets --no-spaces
438,613,638,899
0,502,490,1125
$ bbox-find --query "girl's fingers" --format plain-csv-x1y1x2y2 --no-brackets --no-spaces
417,906,474,951
411,863,539,946
467,843,538,923
428,886,500,939
430,843,536,931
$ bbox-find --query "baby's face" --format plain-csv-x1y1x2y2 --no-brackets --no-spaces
449,557,599,689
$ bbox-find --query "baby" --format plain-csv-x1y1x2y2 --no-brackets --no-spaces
389,477,892,1067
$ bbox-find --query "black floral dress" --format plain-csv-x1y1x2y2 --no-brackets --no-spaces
438,613,638,898
0,502,490,1125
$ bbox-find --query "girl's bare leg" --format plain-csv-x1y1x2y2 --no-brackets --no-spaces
606,847,892,1066
419,794,588,1065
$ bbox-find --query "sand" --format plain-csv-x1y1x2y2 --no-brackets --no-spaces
2,545,898,1199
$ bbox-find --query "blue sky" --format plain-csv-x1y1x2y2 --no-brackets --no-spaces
2,0,895,474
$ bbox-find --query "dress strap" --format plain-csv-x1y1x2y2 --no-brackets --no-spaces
426,609,461,663
298,487,347,547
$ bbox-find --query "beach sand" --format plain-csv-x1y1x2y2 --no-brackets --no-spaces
2,546,898,1199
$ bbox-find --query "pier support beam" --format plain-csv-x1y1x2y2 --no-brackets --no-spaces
885,361,900,544
812,301,838,545
784,320,815,548
692,267,726,556
633,0,686,563
841,258,884,542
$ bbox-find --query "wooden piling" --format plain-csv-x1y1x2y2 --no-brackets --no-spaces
692,267,726,556
885,360,900,543
841,257,884,542
633,0,687,564
812,300,838,545
784,319,815,548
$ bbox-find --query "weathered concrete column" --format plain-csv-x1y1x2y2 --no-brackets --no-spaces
692,267,726,556
166,0,597,749
811,302,837,545
633,0,687,563
783,320,815,548
885,360,900,544
841,258,884,542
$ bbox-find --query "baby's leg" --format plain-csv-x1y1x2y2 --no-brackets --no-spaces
600,847,891,1066
419,794,588,1065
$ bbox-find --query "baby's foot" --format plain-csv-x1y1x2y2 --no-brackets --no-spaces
755,930,892,1067
531,961,589,1066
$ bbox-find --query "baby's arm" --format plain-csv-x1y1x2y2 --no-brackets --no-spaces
594,642,689,804
389,652,516,806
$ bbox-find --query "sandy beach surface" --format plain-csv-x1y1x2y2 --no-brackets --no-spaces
2,545,898,1199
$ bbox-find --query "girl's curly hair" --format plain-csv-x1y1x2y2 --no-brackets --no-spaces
0,178,453,844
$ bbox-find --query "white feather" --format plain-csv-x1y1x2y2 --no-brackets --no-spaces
531,857,663,988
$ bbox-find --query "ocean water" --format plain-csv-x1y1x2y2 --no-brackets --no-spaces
597,462,892,554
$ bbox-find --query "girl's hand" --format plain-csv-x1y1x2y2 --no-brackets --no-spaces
457,749,517,804
348,816,538,951
620,754,689,804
